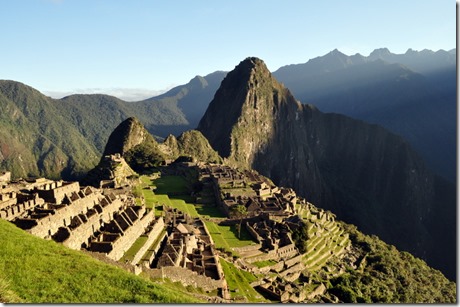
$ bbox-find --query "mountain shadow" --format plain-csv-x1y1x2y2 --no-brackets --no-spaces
197,57,456,281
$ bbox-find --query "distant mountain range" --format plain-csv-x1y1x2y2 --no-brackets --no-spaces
273,48,456,182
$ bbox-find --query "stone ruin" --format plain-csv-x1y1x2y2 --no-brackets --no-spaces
0,176,157,263
146,206,229,298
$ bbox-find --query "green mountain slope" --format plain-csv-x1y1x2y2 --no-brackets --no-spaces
0,71,225,180
84,117,221,185
0,219,200,303
0,81,100,179
329,223,456,303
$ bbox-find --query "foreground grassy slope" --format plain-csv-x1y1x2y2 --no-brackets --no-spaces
0,220,200,303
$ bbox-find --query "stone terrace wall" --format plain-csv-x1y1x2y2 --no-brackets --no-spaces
36,181,80,204
27,192,101,238
62,198,124,250
0,197,45,221
131,217,165,265
107,209,155,261
144,266,226,292
0,191,17,209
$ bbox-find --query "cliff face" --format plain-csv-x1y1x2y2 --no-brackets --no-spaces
197,57,456,280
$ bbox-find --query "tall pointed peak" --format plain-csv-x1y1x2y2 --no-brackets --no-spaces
329,48,345,56
103,116,155,156
229,57,271,80
197,56,297,161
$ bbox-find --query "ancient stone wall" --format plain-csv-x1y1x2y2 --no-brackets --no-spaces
277,243,297,259
284,254,303,268
131,217,165,265
279,262,304,277
28,192,101,238
232,243,261,253
144,266,226,292
140,230,167,267
245,222,263,243
0,197,45,221
36,181,80,204
106,209,155,261
62,198,124,250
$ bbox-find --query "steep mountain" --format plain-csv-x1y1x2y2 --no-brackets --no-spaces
101,117,167,171
160,130,222,164
273,49,456,182
197,57,456,280
84,117,222,183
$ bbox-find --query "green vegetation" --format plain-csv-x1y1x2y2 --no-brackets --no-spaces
328,223,456,303
176,130,222,163
252,260,277,268
219,259,266,302
0,219,200,303
194,203,226,218
0,81,101,180
120,235,148,263
0,79,221,180
154,175,189,195
124,142,165,171
204,221,256,252
291,219,309,253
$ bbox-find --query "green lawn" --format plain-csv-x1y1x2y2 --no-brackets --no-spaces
120,235,148,263
252,259,277,268
219,259,266,302
194,203,226,218
204,221,257,253
0,220,200,303
154,176,189,195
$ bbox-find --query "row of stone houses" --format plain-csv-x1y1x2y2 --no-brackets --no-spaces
0,175,157,263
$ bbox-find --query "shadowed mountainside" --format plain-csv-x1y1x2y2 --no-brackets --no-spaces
273,48,456,182
197,57,456,280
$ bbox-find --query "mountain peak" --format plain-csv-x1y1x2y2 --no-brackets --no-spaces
231,57,270,78
329,48,345,56
198,56,297,163
188,75,208,89
370,47,391,55
103,116,153,156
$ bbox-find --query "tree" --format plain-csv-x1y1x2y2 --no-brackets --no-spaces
230,204,248,239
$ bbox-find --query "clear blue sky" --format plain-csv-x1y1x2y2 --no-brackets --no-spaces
0,0,456,100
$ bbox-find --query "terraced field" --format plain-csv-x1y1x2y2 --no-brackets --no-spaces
126,173,352,302
301,204,350,272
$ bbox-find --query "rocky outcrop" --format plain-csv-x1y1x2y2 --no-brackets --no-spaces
103,117,158,157
86,117,222,181
197,57,456,280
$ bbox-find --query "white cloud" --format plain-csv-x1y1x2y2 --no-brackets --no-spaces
44,87,173,102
